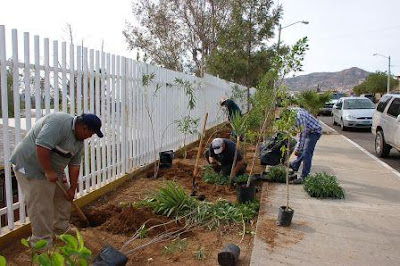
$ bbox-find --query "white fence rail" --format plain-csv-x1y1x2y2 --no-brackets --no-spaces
0,25,246,235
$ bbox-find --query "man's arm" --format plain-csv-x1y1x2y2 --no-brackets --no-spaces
36,145,58,182
66,164,80,201
231,159,244,177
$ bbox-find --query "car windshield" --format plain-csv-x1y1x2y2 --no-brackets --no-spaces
332,93,345,100
343,99,375,109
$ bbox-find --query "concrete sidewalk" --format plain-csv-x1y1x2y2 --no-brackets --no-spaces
250,128,400,265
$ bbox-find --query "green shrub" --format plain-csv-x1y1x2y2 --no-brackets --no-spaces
203,165,229,185
210,200,259,226
140,182,259,227
21,230,91,266
232,174,249,185
0,255,6,266
303,173,345,199
265,165,287,183
141,181,197,217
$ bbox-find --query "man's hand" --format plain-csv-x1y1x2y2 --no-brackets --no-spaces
45,171,58,183
294,150,301,156
211,161,221,172
65,187,76,201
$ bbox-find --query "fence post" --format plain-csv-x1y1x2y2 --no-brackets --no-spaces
121,57,127,174
0,25,15,231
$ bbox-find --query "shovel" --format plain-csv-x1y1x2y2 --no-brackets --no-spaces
191,112,208,200
56,181,91,227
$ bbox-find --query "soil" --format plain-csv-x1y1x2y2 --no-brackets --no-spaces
1,125,268,265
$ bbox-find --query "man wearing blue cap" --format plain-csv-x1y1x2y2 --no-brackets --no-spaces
11,112,103,246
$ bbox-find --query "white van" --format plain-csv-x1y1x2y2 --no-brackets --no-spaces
371,93,400,157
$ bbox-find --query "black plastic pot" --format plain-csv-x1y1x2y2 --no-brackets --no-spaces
218,243,240,266
235,182,255,203
276,206,294,227
159,150,174,168
93,245,128,266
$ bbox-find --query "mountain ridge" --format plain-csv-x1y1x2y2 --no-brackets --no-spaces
284,67,370,92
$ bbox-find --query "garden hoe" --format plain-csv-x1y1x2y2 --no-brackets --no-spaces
191,113,208,201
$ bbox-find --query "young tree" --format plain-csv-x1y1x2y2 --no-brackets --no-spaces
206,0,282,88
297,90,332,117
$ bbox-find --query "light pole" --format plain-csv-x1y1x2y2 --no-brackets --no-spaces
277,20,309,51
373,53,391,93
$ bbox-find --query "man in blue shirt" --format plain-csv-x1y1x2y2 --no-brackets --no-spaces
289,108,322,184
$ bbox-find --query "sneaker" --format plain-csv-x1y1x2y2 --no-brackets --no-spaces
290,178,303,185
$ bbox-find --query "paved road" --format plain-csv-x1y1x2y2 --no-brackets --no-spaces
318,114,400,172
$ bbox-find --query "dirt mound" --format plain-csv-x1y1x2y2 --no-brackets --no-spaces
101,207,177,236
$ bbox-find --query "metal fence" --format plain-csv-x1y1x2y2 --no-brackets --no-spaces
0,25,246,235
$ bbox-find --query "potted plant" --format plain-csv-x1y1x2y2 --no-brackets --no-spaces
274,107,298,226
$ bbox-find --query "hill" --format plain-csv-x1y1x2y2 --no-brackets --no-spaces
284,67,370,92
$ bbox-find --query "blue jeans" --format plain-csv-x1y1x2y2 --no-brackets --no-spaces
290,132,321,179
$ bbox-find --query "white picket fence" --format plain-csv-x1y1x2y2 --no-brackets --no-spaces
0,25,247,236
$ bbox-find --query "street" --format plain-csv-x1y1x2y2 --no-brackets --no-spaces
318,115,400,172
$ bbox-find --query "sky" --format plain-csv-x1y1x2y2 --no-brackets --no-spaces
1,0,400,76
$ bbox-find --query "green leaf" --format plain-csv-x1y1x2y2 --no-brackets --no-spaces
34,239,48,250
21,238,30,248
59,234,78,249
76,230,84,249
38,254,52,266
78,247,92,258
51,252,65,266
79,258,88,266
0,255,6,266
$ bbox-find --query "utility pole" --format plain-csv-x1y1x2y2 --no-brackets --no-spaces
387,56,391,93
373,53,391,93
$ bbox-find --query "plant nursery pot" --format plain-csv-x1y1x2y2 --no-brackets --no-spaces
276,206,294,227
218,243,240,266
235,182,256,203
93,245,128,266
159,150,174,168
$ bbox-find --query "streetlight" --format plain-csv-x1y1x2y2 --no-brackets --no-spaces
277,20,309,51
373,53,391,93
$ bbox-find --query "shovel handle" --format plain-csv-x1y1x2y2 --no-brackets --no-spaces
56,181,90,225
193,113,209,177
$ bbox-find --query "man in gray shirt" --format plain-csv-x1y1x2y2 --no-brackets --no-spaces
11,112,103,246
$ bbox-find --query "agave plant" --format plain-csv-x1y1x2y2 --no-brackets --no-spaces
142,181,197,217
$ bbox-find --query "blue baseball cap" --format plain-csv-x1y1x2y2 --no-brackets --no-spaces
81,113,104,138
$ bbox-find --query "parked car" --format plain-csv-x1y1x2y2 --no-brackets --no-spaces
371,93,400,157
332,97,375,131
360,93,375,103
319,92,346,116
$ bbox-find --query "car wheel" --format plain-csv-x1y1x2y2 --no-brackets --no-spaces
340,118,347,131
375,130,391,158
332,116,337,125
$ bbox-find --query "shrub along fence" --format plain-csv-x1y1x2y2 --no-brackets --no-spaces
0,25,247,236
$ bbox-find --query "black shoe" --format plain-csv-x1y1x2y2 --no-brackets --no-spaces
290,178,303,185
288,172,297,181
